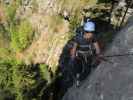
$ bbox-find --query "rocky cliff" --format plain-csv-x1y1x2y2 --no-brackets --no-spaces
63,16,133,100
1,0,133,99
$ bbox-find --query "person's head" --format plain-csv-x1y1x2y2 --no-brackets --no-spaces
83,21,95,39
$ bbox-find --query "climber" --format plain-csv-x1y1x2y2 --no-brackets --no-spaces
69,20,101,86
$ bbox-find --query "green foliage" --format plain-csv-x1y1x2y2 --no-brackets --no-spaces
2,0,34,52
0,1,54,99
0,55,53,100
17,20,33,50
69,9,81,39
4,0,21,22
10,20,34,51
5,5,17,22
39,64,51,84
10,24,19,51
12,62,37,100
0,59,13,91
0,56,17,99
0,48,14,61
0,25,10,48
69,14,80,32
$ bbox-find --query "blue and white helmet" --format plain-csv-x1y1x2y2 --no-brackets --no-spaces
83,21,95,32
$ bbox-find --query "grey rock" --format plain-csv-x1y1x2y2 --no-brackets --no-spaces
63,16,133,100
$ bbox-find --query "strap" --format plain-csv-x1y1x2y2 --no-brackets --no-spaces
77,50,93,56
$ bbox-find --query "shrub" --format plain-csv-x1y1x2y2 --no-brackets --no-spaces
4,0,21,22
12,62,37,100
0,55,17,100
10,20,34,51
0,58,51,100
39,64,51,84
69,15,80,32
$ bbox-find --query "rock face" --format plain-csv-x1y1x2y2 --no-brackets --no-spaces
63,16,133,100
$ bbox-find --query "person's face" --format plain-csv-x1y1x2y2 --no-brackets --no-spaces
84,32,93,39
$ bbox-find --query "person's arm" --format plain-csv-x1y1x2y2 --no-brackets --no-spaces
70,42,77,59
94,42,101,55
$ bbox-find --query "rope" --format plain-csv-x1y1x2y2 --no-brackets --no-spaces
104,53,133,58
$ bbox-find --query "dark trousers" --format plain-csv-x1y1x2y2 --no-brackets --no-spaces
60,55,95,90
74,56,92,81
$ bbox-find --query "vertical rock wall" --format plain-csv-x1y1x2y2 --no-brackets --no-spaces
63,16,133,100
